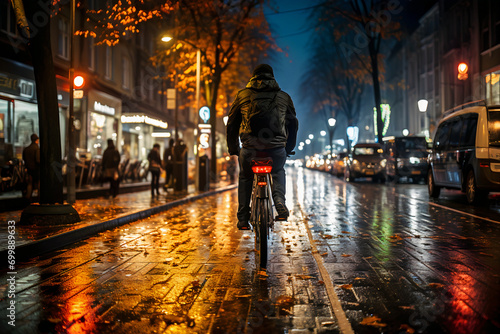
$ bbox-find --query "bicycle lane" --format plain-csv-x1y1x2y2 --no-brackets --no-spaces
0,184,342,333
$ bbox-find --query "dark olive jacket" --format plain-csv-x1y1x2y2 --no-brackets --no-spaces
226,73,298,154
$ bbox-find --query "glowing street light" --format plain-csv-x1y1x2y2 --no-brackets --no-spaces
418,99,428,112
309,134,314,140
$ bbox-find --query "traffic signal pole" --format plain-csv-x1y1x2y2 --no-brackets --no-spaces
67,0,76,204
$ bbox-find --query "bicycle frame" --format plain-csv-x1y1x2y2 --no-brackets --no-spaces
249,159,275,269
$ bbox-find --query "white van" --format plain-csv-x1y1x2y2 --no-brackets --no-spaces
428,100,500,204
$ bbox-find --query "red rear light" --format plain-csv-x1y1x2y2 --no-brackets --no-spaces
257,181,267,186
480,163,490,168
252,165,272,174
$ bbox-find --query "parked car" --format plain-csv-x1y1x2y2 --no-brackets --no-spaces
382,136,429,183
427,100,500,204
344,143,385,183
331,152,348,177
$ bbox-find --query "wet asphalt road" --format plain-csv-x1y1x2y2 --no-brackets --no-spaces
1,167,500,333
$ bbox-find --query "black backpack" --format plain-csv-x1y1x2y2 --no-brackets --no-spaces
249,90,284,140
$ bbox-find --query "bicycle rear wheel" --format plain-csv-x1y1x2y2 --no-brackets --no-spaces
255,198,269,269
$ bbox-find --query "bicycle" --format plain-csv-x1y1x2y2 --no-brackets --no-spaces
249,158,286,270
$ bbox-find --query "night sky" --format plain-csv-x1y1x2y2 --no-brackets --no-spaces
264,0,437,152
264,0,325,149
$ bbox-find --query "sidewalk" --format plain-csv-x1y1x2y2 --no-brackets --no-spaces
0,181,237,261
0,180,153,212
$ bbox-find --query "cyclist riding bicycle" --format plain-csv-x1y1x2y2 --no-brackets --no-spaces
226,64,299,230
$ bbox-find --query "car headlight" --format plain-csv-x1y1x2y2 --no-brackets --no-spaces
380,159,387,168
397,158,404,168
409,157,420,164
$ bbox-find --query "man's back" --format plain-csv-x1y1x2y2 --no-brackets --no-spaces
226,68,298,154
23,142,39,171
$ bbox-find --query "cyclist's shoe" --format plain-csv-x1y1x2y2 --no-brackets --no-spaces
275,201,289,221
237,220,251,230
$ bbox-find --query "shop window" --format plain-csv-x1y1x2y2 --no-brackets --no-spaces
485,71,500,105
14,101,39,156
58,18,70,59
89,112,116,156
105,45,113,79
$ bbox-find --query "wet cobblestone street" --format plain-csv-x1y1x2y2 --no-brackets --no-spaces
1,167,500,333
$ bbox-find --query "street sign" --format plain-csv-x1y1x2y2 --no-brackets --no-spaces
167,88,176,109
199,106,210,123
73,90,84,99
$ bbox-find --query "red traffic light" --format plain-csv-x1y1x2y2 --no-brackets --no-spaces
457,62,468,80
74,75,85,89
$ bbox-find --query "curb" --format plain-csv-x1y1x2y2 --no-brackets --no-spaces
3,185,237,262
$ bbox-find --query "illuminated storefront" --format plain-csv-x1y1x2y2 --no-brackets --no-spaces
0,58,39,159
87,90,122,157
484,70,500,105
121,114,169,161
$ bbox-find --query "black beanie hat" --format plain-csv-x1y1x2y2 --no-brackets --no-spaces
252,64,274,77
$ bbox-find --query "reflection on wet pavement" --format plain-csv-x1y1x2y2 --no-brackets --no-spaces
0,185,338,333
0,188,202,249
1,167,499,333
293,168,500,333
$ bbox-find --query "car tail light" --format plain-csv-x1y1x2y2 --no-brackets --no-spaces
480,163,490,168
252,165,272,174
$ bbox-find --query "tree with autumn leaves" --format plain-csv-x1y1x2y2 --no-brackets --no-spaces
82,0,275,179
152,0,275,179
12,0,275,208
304,0,402,146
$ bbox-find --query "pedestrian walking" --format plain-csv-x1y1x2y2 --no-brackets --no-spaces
226,64,299,230
163,138,174,190
102,139,121,198
22,133,40,200
148,143,162,196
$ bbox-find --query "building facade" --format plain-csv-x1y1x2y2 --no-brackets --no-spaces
386,0,500,141
0,1,207,189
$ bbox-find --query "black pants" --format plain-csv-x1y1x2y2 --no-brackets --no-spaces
237,147,287,223
108,178,119,198
150,169,160,195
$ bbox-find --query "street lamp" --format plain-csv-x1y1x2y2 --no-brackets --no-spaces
418,99,428,112
162,35,202,190
418,99,429,139
328,117,336,154
161,35,201,142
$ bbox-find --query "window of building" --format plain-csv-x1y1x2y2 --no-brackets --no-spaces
0,1,17,36
58,18,69,59
88,37,95,70
105,45,113,79
485,71,500,105
481,28,489,52
122,57,131,89
495,20,500,46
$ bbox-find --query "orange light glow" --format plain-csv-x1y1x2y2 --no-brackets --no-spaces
458,62,469,80
74,75,85,89
458,62,468,74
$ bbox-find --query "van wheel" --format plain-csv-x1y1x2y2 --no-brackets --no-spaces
428,170,441,198
466,170,488,205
